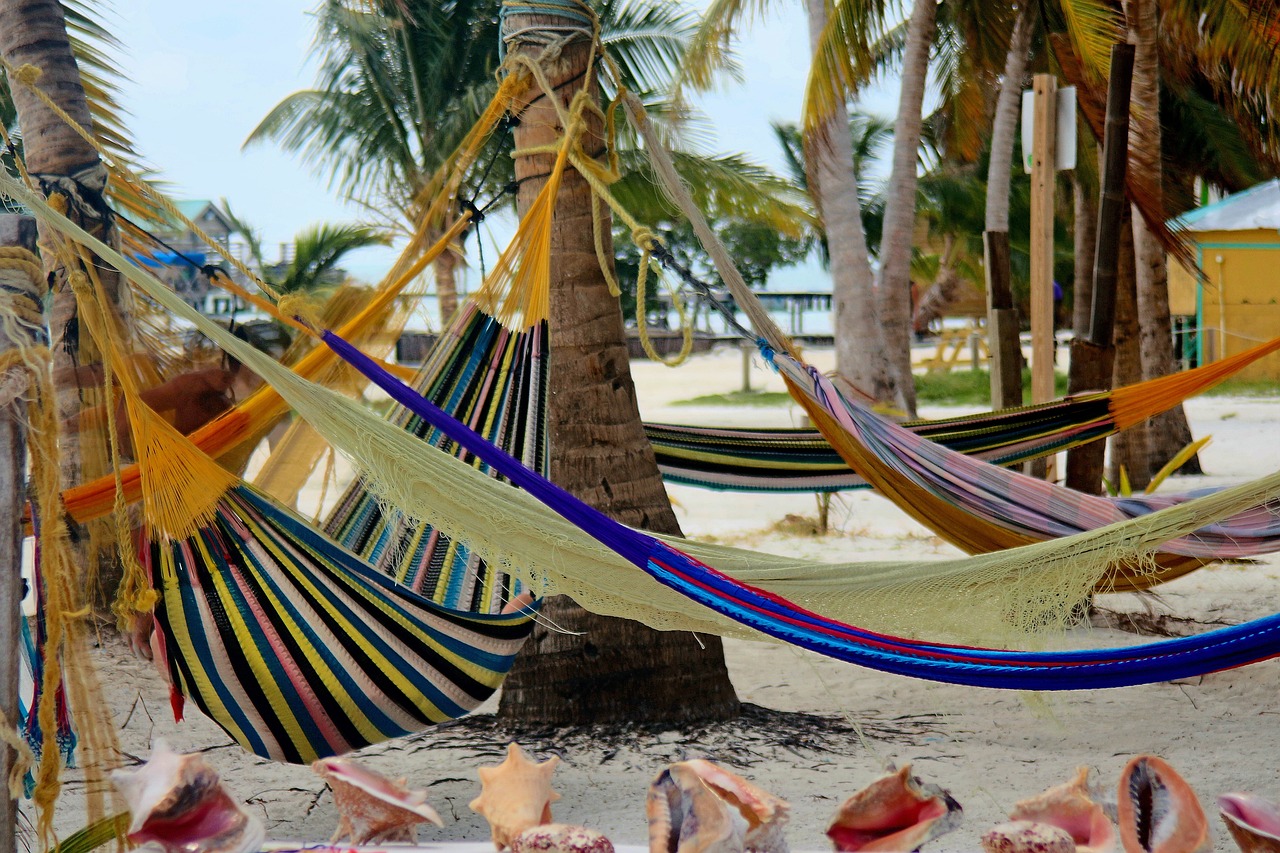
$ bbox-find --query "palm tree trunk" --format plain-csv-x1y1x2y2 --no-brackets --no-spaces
805,0,896,406
875,0,937,418
1072,169,1098,339
0,0,125,566
985,2,1035,235
496,11,738,724
1108,209,1150,490
1126,0,1200,476
434,247,460,325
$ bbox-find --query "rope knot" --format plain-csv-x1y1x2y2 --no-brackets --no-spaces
66,270,90,293
14,64,41,86
631,227,661,254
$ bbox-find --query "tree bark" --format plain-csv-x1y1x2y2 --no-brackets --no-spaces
1108,209,1150,491
1126,0,1200,476
1072,171,1098,339
0,215,40,853
875,0,937,418
496,13,738,724
805,0,896,407
985,2,1035,236
434,246,460,325
0,0,127,603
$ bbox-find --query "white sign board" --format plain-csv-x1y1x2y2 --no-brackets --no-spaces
1021,85,1077,173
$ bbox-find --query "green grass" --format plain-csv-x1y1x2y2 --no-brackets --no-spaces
915,368,1070,406
673,389,793,407
672,369,1070,409
1200,376,1280,398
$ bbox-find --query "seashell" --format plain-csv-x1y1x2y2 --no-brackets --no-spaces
110,739,264,853
312,755,444,844
470,742,562,850
982,820,1078,853
825,764,962,852
1116,755,1210,853
1010,767,1117,853
1218,793,1280,853
646,759,790,853
512,823,616,853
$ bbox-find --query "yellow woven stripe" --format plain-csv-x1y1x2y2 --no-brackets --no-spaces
231,507,407,745
157,545,255,753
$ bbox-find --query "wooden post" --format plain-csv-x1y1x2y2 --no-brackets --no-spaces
1028,74,1058,479
1066,44,1134,494
0,214,41,853
983,231,1023,409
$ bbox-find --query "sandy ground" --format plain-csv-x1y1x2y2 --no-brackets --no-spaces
31,345,1280,852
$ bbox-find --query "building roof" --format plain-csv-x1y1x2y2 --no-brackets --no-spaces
1176,179,1280,232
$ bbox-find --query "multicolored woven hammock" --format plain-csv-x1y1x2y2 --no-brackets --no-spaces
646,329,1280,492
325,302,545,612
320,331,1280,689
769,350,1280,588
143,483,536,763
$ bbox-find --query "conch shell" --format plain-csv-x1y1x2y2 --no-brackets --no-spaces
646,758,790,853
825,764,962,852
470,742,562,850
982,820,1077,853
110,740,264,853
1010,767,1117,853
312,756,444,844
1218,793,1280,853
512,823,616,853
1116,755,1210,853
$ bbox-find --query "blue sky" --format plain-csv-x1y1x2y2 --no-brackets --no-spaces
110,1,899,285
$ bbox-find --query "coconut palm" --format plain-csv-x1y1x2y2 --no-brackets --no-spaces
249,0,803,325
220,204,391,295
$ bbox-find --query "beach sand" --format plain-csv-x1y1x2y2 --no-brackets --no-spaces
36,345,1280,852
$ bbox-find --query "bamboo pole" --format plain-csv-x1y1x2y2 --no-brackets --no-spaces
0,214,41,853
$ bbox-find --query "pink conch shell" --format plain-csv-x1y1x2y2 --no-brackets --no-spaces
512,823,616,853
1116,755,1210,853
312,756,444,844
470,742,562,850
825,764,962,852
1011,767,1117,853
982,820,1077,853
110,739,264,853
646,758,791,853
1219,793,1280,853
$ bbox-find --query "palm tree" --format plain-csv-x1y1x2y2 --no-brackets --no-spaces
497,4,739,725
221,204,390,295
689,0,903,407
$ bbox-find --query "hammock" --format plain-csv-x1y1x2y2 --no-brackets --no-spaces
142,483,534,763
772,351,1280,588
325,302,545,612
645,330,1280,493
319,330,1280,689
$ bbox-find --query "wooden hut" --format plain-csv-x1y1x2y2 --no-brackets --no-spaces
1168,180,1280,381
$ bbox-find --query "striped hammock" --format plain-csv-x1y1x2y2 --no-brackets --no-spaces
321,330,1280,689
325,303,545,612
770,350,1280,589
649,332,1280,494
142,484,535,763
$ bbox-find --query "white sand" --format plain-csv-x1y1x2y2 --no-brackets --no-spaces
35,346,1280,852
